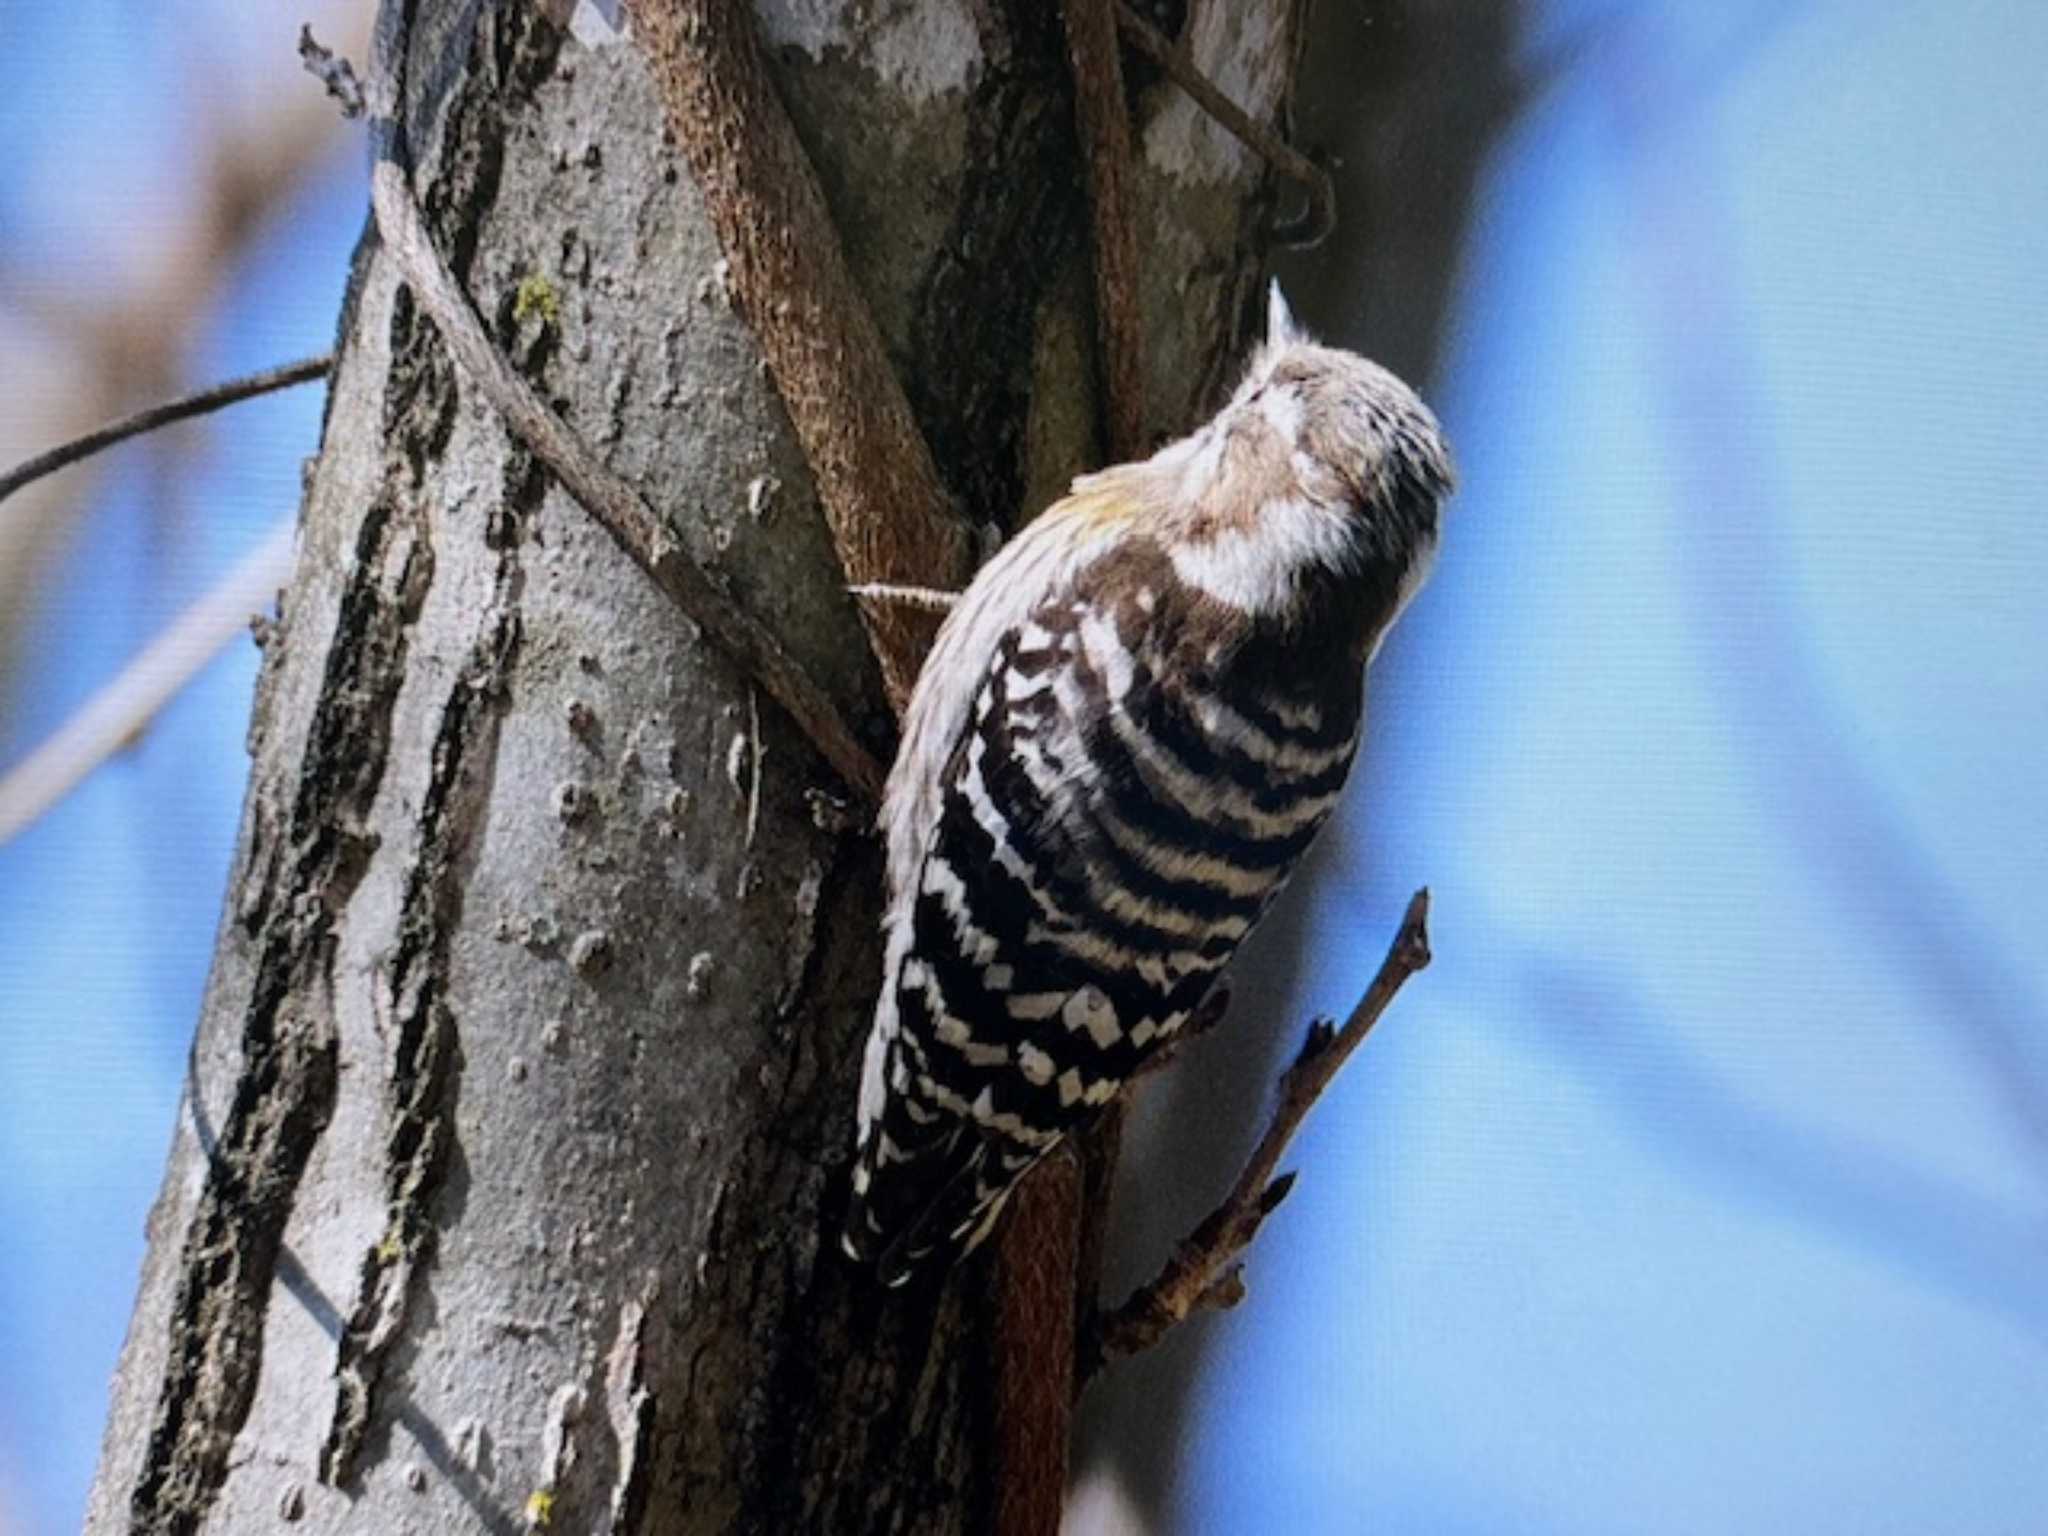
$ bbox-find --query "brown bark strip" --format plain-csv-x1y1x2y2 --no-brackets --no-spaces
361,9,887,801
627,0,973,707
1062,0,1147,463
992,1155,1082,1536
1083,889,1433,1378
989,15,1149,1532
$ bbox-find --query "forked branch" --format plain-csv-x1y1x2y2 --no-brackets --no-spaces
1082,888,1434,1379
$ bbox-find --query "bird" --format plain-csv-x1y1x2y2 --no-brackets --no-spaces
841,283,1453,1286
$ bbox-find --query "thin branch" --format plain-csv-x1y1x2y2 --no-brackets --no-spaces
845,582,960,616
0,356,332,510
1064,0,1148,462
627,0,972,708
356,14,885,802
297,24,366,119
1081,889,1433,1379
0,521,295,846
1114,4,1337,248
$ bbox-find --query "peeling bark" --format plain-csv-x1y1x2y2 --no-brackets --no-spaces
88,3,1302,1531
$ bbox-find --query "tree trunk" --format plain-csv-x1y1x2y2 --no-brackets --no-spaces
86,3,1301,1531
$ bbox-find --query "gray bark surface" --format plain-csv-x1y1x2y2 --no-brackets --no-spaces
87,3,1298,1532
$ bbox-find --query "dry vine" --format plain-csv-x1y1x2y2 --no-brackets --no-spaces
627,0,972,708
355,12,886,801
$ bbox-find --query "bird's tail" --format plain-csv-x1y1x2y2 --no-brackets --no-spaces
841,1121,1043,1287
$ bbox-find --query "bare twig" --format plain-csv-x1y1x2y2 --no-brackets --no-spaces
360,12,885,802
845,582,960,616
1081,889,1433,1378
627,0,972,708
0,356,332,510
297,24,366,119
0,522,295,846
1064,0,1148,461
1114,4,1337,248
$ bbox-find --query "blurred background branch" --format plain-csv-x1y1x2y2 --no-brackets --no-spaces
0,3,369,710
0,355,331,510
0,521,293,847
1602,17,2048,1172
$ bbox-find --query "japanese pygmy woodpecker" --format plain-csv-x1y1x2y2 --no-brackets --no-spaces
843,283,1454,1285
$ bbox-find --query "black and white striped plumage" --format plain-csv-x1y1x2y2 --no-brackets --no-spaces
843,286,1453,1285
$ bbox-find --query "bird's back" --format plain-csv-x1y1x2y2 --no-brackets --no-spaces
843,527,1368,1283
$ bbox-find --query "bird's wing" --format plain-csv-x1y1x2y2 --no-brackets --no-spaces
847,530,1349,1280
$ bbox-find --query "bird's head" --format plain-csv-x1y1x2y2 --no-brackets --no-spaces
1067,284,1454,632
1232,282,1455,565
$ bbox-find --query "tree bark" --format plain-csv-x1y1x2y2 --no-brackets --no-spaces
87,2,1302,1531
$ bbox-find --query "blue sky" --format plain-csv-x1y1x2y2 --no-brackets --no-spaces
1184,3,2048,1531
